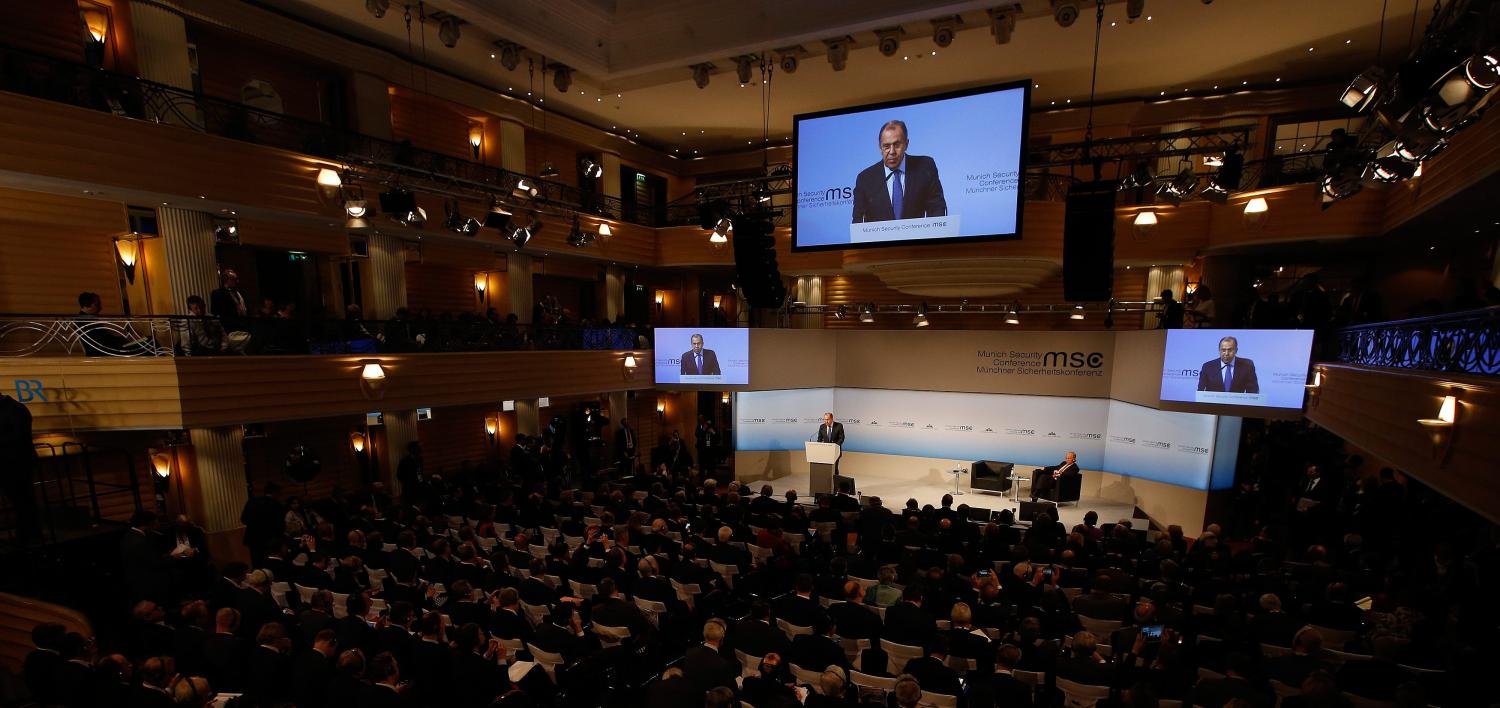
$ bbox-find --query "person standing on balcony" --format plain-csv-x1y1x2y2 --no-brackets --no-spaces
209,270,252,353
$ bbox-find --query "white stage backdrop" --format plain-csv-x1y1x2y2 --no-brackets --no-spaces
736,388,1238,491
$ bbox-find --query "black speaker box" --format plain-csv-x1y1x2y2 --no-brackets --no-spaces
1019,500,1054,522
1062,180,1118,302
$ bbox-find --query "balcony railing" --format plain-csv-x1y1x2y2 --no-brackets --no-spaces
0,315,650,358
1335,306,1500,376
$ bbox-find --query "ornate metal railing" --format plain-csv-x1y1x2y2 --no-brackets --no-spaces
0,315,650,358
1335,306,1500,376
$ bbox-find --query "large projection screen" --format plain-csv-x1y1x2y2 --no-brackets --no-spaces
792,81,1030,252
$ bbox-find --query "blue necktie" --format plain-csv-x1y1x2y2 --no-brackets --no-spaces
1224,363,1233,391
891,169,904,218
696,353,702,373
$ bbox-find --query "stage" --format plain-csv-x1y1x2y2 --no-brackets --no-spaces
735,450,1208,533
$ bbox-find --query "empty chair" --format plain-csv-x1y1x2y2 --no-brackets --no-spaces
921,692,958,708
777,618,814,641
879,639,924,675
1055,677,1111,708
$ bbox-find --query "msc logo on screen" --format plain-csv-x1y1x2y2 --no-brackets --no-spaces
1045,351,1106,368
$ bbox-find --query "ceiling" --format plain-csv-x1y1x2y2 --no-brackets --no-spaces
256,0,1421,155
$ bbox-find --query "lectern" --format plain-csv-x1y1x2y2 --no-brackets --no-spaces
805,442,841,496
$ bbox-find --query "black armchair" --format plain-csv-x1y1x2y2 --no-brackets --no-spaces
970,460,1015,493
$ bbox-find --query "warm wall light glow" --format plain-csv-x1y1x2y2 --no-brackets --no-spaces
656,401,666,414
474,272,488,293
468,124,484,148
1306,371,1323,388
1418,394,1458,426
484,416,499,436
1244,197,1269,214
1133,211,1158,226
1070,305,1085,320
350,431,367,453
360,363,386,380
721,392,731,404
151,452,171,479
712,295,722,309
115,237,139,267
597,223,613,238
654,291,665,307
80,6,110,43
316,168,342,187
623,354,638,368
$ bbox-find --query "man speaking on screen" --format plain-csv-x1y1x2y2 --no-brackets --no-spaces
679,333,721,376
1197,335,1259,393
850,120,947,224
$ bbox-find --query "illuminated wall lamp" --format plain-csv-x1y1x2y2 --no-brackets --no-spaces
623,354,639,378
151,452,172,480
1416,394,1458,461
474,272,488,300
114,236,141,284
359,360,387,399
350,431,367,454
597,223,613,239
468,124,484,159
654,291,665,312
484,416,499,445
1133,210,1157,239
1243,197,1269,225
656,400,666,419
712,295,723,310
1304,370,1323,408
316,168,343,200
721,392,731,404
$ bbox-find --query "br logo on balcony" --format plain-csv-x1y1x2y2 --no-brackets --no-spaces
13,379,46,403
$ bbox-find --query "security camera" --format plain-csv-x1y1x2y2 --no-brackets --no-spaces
989,8,1017,44
438,16,461,48
497,42,521,71
1126,0,1146,21
931,18,958,48
779,53,799,74
365,0,389,19
1053,0,1080,27
876,29,901,57
552,65,572,93
734,55,756,85
691,63,713,89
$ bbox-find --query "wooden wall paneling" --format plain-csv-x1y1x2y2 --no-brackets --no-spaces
1206,184,1386,249
534,257,601,282
0,189,126,314
0,93,332,218
1306,364,1500,523
1,0,85,63
0,358,183,432
234,217,348,254
245,415,365,502
405,262,485,315
417,404,512,474
388,88,475,161
1383,108,1500,232
820,268,1145,330
525,132,582,185
31,430,161,523
174,350,652,427
655,227,735,268
1114,202,1211,262
189,21,338,124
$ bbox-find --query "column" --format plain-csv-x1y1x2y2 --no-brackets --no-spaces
158,207,219,313
350,71,393,141
794,275,824,329
604,265,625,322
498,117,527,174
381,409,418,496
605,391,629,441
508,252,534,323
186,426,248,562
129,2,193,89
1145,266,1185,330
600,152,622,199
366,233,408,320
514,399,540,438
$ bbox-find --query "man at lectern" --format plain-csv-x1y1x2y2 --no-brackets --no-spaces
1030,451,1080,502
816,412,845,477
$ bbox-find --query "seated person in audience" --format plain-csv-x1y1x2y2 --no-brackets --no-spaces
774,573,827,630
741,652,800,708
969,643,1034,708
291,628,338,708
891,674,923,708
1073,571,1130,621
1053,631,1113,687
532,604,594,664
829,580,883,642
1265,626,1325,688
1336,631,1403,701
130,656,178,708
488,587,534,644
901,636,962,697
864,566,904,608
247,621,294,706
883,583,937,650
1190,651,1274,708
184,295,227,355
683,619,739,696
1251,593,1305,647
730,600,792,660
362,651,406,708
590,577,653,640
789,615,850,674
803,668,852,708
944,601,991,659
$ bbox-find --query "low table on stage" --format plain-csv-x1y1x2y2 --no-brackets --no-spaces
805,441,840,496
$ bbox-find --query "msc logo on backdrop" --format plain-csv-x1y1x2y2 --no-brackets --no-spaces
1044,351,1106,368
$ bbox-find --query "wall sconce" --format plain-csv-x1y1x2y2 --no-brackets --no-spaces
359,360,387,399
1304,370,1323,407
350,431,367,454
474,272,488,301
1244,197,1269,224
151,451,172,480
1417,394,1458,460
655,291,665,312
316,168,343,200
468,124,484,160
712,295,723,310
597,223,613,239
484,416,499,445
656,400,666,419
114,235,141,285
721,392,730,404
1132,210,1158,239
623,354,639,379
79,3,111,67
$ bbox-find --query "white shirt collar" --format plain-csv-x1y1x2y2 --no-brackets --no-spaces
884,157,907,178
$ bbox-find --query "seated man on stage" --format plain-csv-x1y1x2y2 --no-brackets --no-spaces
1030,451,1080,502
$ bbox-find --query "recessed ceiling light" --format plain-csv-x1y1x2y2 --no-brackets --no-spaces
1212,85,1219,89
1242,80,1248,85
490,53,495,58
1160,91,1166,95
903,56,909,60
1308,47,1315,52
1275,77,1281,82
1146,15,1152,21
1034,83,1039,88
930,50,936,55
1066,99,1071,103
1345,39,1352,44
1110,21,1117,27
1051,100,1056,105
596,97,601,102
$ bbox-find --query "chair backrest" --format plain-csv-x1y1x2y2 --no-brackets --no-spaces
850,671,898,696
330,592,350,619
592,623,631,648
1261,642,1292,658
879,639,924,675
0,592,92,675
1342,692,1397,708
849,576,878,594
519,601,548,628
269,582,291,608
734,649,762,678
294,583,316,605
777,618,813,641
1013,670,1044,691
1055,678,1111,708
541,575,562,589
942,655,977,672
497,638,523,663
1197,667,1226,682
1321,648,1373,666
1309,624,1358,649
1158,700,1183,708
920,691,958,708
1269,680,1300,698
1077,615,1123,637
525,642,566,683
789,664,824,692
634,597,666,627
837,637,871,665
569,580,598,599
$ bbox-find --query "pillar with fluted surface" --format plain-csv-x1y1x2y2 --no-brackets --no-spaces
382,409,418,496
130,3,194,90
366,233,408,320
498,118,527,174
157,207,219,313
184,426,248,561
601,153,622,199
605,265,625,322
794,276,824,329
1145,266,1186,329
515,399,540,438
508,252,534,324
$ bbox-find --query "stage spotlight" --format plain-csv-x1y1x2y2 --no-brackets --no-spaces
509,212,540,249
1201,183,1230,204
1340,66,1385,111
539,163,560,179
1465,53,1499,89
1126,0,1146,22
1394,129,1445,161
344,197,369,219
438,16,461,48
824,37,851,71
1171,168,1199,197
566,216,594,248
1004,306,1020,325
1118,163,1153,191
1053,0,1081,28
988,7,1016,44
691,63,714,89
1435,69,1474,107
579,158,604,179
497,42,522,71
365,0,389,19
859,303,875,323
914,302,929,327
779,53,799,74
552,65,572,93
444,200,480,236
876,29,901,57
379,189,423,225
1320,174,1363,207
512,178,538,199
734,55,756,84
1367,155,1418,182
709,217,732,245
484,202,512,231
932,17,958,48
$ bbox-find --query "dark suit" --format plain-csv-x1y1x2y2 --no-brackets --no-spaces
679,348,722,375
904,655,961,696
774,594,826,630
1030,461,1080,502
292,648,336,708
790,634,849,674
883,602,936,649
815,422,845,445
972,672,1034,708
120,529,170,602
851,155,947,223
246,644,293,706
829,602,882,641
731,618,791,659
682,644,739,695
1196,356,1260,393
203,632,247,692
